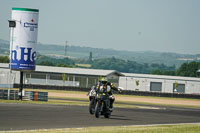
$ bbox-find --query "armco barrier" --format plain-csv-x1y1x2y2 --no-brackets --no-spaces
14,84,90,92
0,89,19,100
28,91,48,102
0,89,48,101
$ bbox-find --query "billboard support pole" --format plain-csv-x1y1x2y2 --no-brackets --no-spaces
19,71,23,100
8,20,16,100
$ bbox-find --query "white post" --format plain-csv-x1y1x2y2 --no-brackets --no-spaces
73,75,75,86
86,77,88,88
126,77,127,90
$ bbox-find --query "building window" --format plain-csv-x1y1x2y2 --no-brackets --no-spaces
150,82,162,92
50,74,62,80
31,73,46,79
173,83,185,93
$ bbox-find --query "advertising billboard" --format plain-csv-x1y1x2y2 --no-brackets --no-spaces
9,8,39,71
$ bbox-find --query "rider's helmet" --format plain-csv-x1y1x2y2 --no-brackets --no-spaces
99,77,108,85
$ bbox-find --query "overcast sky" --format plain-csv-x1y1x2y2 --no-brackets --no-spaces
0,0,200,54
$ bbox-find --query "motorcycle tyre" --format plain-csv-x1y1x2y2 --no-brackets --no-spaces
89,100,95,115
95,102,101,118
104,112,111,118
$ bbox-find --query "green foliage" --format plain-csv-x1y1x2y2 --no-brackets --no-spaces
0,56,9,63
38,61,54,66
174,81,179,89
176,61,200,77
152,69,176,76
152,61,200,77
36,55,75,67
136,80,139,86
91,57,175,74
56,64,76,68
62,74,66,82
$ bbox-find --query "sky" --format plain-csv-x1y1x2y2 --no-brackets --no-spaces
0,0,200,54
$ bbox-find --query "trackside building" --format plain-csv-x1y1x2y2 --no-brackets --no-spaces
119,73,200,94
1,63,200,94
0,63,123,88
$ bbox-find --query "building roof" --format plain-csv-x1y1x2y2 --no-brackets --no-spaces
122,73,200,82
0,63,124,77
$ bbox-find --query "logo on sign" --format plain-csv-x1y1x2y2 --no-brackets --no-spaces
11,47,36,68
24,19,38,31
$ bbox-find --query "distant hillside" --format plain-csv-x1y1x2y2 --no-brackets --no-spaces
0,39,200,67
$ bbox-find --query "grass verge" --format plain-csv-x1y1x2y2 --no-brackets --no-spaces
1,124,200,133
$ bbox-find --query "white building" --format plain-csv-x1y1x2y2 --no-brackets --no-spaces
119,73,200,94
0,63,123,88
1,63,200,94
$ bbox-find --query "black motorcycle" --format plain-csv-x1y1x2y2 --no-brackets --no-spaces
95,86,112,118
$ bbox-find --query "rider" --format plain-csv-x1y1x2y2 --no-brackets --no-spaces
97,77,122,111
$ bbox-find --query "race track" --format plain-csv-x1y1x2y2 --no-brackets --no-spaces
0,103,200,131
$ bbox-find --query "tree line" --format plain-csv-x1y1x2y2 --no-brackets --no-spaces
152,61,200,77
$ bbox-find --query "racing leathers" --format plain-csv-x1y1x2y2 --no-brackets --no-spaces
95,82,121,110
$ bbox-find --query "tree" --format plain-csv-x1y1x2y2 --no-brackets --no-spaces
136,80,139,86
0,56,9,63
62,73,66,85
176,61,200,77
38,61,54,66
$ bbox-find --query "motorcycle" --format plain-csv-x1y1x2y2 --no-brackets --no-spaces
88,86,97,115
95,85,112,118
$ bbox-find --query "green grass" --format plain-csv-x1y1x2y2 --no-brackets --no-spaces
0,99,88,106
1,124,200,133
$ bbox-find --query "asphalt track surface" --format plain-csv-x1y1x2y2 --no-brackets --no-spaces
0,103,200,131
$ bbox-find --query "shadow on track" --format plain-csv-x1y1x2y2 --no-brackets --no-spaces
100,115,132,121
108,117,132,121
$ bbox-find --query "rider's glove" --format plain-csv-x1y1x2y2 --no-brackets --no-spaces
118,89,122,93
118,87,123,93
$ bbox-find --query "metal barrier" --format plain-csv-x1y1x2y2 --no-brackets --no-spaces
14,84,90,92
27,91,48,102
0,89,48,101
0,89,18,100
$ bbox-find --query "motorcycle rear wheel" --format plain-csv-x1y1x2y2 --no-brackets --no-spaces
104,112,111,118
